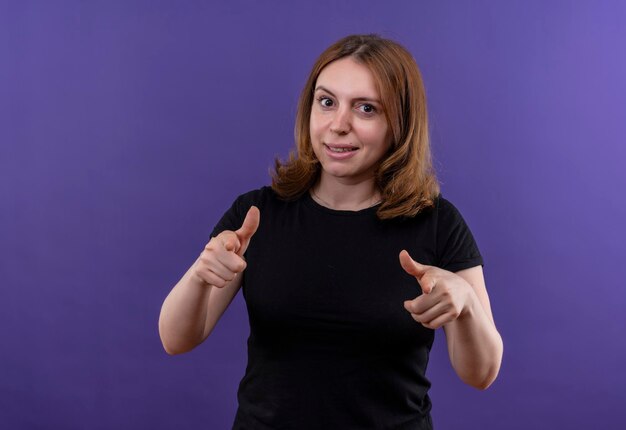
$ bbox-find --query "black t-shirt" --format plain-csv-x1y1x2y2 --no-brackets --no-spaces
210,186,483,430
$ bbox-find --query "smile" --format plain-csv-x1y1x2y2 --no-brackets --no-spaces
328,147,356,153
324,144,358,153
323,144,359,160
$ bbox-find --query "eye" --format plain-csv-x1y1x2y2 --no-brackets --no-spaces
317,96,334,108
358,104,376,114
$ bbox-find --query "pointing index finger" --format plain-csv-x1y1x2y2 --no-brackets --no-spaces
220,231,240,253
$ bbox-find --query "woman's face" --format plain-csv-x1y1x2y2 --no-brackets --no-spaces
309,57,392,185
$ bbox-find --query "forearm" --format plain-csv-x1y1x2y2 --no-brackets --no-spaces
443,293,503,389
158,261,212,355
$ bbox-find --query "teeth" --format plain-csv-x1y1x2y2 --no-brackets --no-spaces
328,146,355,153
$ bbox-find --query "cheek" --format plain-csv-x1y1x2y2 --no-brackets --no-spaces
363,122,390,147
308,117,322,157
309,114,328,144
308,113,320,139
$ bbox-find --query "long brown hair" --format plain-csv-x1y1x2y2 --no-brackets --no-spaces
271,34,440,219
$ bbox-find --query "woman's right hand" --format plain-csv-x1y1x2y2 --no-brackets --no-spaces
192,206,260,288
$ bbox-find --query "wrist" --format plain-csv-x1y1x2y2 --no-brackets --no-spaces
459,286,480,320
189,260,210,289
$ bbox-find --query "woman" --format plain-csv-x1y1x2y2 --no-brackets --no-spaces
159,34,503,429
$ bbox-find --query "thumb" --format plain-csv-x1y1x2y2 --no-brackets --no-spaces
234,206,260,255
236,206,260,240
399,250,432,294
399,250,427,277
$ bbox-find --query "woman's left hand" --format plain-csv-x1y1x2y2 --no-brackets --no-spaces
399,250,476,330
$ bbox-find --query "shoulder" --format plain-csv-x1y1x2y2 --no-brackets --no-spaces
234,185,274,201
435,195,461,215
396,194,461,225
230,186,279,209
433,195,468,227
211,186,278,237
431,195,478,244
432,195,483,270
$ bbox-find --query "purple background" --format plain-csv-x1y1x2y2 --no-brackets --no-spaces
2,1,625,429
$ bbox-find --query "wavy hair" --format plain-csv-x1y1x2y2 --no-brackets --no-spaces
271,34,439,219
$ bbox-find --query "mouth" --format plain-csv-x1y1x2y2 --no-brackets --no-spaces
324,144,358,153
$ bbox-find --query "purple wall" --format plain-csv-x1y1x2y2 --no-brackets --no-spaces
2,1,625,428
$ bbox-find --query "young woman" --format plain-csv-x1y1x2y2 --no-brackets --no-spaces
159,34,503,430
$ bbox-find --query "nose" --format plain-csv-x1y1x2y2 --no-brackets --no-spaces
330,106,351,135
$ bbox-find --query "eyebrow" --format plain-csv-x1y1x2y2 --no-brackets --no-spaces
314,85,382,105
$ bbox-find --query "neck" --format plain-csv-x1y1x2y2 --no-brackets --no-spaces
311,174,381,211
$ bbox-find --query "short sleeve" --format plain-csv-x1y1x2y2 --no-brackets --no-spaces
435,197,483,272
209,188,265,238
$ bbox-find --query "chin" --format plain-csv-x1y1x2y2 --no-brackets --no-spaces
318,163,353,177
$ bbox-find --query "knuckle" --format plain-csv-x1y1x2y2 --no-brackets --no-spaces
198,255,212,266
220,230,236,241
205,237,219,249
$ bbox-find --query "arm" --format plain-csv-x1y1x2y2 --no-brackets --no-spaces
442,265,503,389
158,262,243,355
400,251,503,389
158,206,259,355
